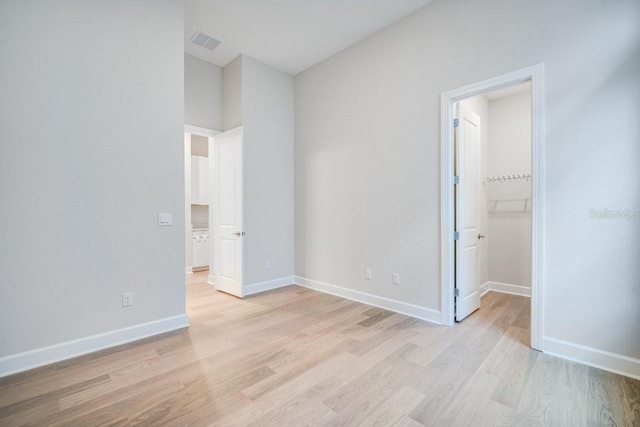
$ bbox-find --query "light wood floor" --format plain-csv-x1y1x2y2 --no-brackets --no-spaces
1,272,638,426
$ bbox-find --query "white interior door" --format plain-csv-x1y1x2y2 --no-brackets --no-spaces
212,127,244,297
184,133,193,273
455,105,481,321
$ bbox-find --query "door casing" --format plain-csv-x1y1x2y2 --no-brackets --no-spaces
440,64,545,350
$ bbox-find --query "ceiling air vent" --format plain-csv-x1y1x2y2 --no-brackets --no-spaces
190,31,221,51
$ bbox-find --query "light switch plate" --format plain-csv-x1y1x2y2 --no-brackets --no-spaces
158,213,172,226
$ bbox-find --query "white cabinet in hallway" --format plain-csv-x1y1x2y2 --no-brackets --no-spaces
192,229,209,271
191,155,209,205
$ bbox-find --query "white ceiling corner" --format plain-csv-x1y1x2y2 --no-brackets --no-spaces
184,0,434,75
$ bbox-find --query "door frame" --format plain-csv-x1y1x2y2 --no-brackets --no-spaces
439,64,545,350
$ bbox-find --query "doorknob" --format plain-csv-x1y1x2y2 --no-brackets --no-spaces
477,234,485,239
233,231,246,237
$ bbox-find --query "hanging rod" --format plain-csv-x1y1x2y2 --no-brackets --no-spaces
483,173,531,183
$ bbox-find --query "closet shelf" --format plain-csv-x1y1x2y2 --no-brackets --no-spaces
483,173,531,183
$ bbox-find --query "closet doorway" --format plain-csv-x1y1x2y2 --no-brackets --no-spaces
440,65,545,350
455,82,533,322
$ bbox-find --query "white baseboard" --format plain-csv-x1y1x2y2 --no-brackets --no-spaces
186,267,193,274
0,314,189,378
244,276,295,296
542,336,640,380
481,281,531,297
295,276,441,325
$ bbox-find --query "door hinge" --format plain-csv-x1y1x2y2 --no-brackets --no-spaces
453,118,459,128
454,288,460,297
454,231,460,240
453,175,459,184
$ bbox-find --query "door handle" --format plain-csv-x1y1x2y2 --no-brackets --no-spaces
233,231,246,237
477,234,486,239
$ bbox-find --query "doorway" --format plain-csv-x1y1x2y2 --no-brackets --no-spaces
184,125,246,298
184,125,218,277
440,65,545,350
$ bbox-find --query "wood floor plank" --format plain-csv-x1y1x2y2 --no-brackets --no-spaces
38,377,184,427
215,352,356,425
616,373,640,426
0,374,111,426
349,317,419,357
323,386,397,426
408,301,535,424
248,399,336,427
438,370,514,427
1,275,638,426
357,386,425,427
393,415,427,426
511,351,565,425
488,326,539,409
242,337,360,401
587,366,636,426
322,342,419,413
0,347,162,408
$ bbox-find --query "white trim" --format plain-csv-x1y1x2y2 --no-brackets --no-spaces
480,282,491,297
185,267,193,274
244,276,295,296
295,276,441,325
184,124,221,137
542,337,640,380
0,314,189,378
530,65,545,352
481,281,531,297
440,64,545,352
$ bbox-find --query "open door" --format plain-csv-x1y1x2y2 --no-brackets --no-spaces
212,127,244,297
455,105,481,321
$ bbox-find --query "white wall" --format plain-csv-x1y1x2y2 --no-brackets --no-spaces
242,56,295,287
222,56,243,131
191,206,208,227
191,134,209,156
486,91,532,287
294,0,640,369
0,0,186,370
185,53,222,130
219,55,295,289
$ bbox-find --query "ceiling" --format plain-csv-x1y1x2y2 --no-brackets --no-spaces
184,0,434,76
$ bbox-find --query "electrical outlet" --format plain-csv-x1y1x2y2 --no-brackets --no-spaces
265,260,271,269
122,292,134,307
365,269,372,280
392,273,400,285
